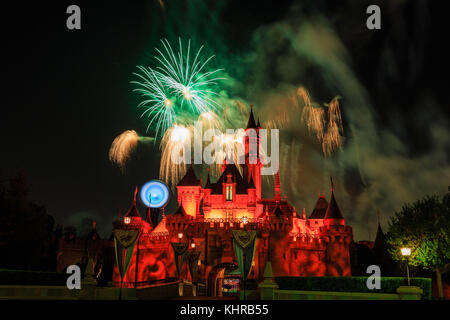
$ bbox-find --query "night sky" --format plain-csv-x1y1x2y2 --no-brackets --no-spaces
2,1,449,240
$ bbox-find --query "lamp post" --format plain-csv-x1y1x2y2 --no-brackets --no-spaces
401,247,411,286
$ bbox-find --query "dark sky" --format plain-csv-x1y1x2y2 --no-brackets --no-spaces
2,1,448,239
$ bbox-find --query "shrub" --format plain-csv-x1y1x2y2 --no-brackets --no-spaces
0,269,67,286
274,276,432,300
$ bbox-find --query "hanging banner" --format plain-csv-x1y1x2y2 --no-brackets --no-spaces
187,250,201,282
113,229,140,248
171,242,188,277
232,230,257,281
113,229,140,282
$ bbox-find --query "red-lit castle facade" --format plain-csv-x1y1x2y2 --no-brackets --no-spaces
112,109,354,292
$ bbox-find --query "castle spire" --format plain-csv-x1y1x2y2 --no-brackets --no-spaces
204,167,213,189
133,186,138,205
246,104,257,129
125,187,141,218
324,176,344,224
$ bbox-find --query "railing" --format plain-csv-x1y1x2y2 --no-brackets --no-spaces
289,232,319,239
141,232,169,239
193,218,265,224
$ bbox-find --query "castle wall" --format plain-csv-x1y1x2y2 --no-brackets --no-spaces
112,235,176,287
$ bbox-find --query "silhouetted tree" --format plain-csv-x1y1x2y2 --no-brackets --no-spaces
386,190,450,298
0,170,56,271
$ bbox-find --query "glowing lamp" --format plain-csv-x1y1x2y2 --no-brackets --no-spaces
191,243,196,249
241,216,248,225
178,233,183,240
124,217,131,224
140,180,170,208
401,248,411,256
401,247,412,286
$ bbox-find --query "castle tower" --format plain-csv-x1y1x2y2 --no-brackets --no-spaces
324,177,345,227
267,204,293,277
244,105,263,200
176,165,202,218
320,177,353,276
123,187,142,224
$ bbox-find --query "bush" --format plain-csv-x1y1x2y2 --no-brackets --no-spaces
274,276,432,300
0,269,68,286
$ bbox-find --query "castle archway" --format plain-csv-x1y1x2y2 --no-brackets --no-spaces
207,263,239,296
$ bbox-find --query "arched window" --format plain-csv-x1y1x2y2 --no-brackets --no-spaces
226,185,233,201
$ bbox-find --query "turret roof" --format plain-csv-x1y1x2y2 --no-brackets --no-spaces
324,190,344,220
173,204,188,216
309,196,328,219
177,165,201,186
246,105,257,129
125,187,141,218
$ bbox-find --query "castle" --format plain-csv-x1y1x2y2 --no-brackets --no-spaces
111,109,354,295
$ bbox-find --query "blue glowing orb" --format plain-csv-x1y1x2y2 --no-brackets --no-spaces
140,180,170,208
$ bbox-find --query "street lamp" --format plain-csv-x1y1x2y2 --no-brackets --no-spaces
401,247,411,286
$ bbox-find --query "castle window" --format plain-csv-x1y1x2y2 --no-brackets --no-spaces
226,185,233,201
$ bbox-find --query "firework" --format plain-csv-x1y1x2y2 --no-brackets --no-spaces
109,130,139,172
322,97,344,156
132,38,224,138
299,87,325,141
132,66,175,138
155,38,224,113
159,125,192,187
322,121,342,156
327,96,343,133
197,111,222,132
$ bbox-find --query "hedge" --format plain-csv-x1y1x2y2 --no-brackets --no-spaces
274,276,432,300
0,269,68,286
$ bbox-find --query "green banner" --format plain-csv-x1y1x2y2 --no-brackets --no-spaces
171,242,188,277
232,230,257,281
113,229,140,283
187,250,201,282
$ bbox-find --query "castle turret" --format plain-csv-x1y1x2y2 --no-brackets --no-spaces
122,187,142,225
319,177,353,276
176,165,202,218
324,177,345,226
166,202,193,241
